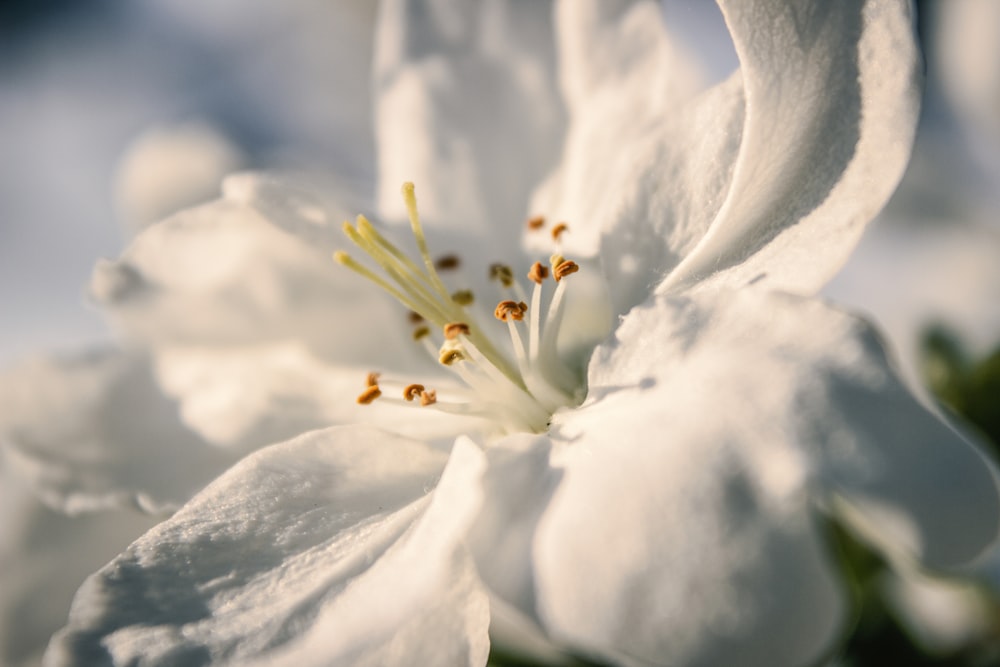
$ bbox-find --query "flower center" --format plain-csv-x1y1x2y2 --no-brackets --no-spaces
334,182,585,435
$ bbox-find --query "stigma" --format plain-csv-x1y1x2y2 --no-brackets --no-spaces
335,182,585,435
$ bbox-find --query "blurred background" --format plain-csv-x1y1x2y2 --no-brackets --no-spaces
0,1,998,666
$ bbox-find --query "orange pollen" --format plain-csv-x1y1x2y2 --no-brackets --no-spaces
489,263,514,288
554,259,579,282
435,254,461,271
527,215,545,230
356,385,382,405
412,326,431,341
365,372,381,387
420,389,437,406
527,261,549,284
440,349,465,365
551,222,569,241
403,383,426,402
444,322,471,339
495,299,528,321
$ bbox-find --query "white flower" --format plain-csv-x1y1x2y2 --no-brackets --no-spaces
3,1,998,666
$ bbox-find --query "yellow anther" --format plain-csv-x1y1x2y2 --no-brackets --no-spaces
527,215,545,230
495,300,528,322
451,289,474,306
357,385,382,405
420,389,437,406
403,383,426,401
489,263,514,288
551,222,569,241
366,372,381,387
408,311,424,324
412,325,431,341
554,259,579,282
435,255,461,271
444,322,471,339
527,261,549,285
440,349,465,365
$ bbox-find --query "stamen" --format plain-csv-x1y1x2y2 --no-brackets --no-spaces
527,262,549,285
495,300,528,322
435,255,461,271
440,349,465,365
403,383,426,401
490,263,514,288
444,322,471,339
451,289,474,306
554,259,579,282
357,384,382,405
335,182,591,435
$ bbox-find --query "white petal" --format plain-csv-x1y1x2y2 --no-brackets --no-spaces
532,0,737,313
47,428,488,666
0,348,235,514
0,465,156,667
373,0,563,245
114,122,245,235
222,171,374,255
153,342,485,450
89,198,401,363
661,0,921,294
524,289,998,665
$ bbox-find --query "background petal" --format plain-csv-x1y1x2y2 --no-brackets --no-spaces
661,0,921,294
373,0,563,247
89,198,405,365
0,464,156,667
0,347,235,515
46,427,487,666
522,289,998,665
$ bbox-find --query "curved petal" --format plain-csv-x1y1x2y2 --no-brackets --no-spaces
373,0,563,246
0,348,236,515
531,0,737,313
519,289,997,665
89,198,403,364
46,428,489,667
660,0,921,294
0,466,156,667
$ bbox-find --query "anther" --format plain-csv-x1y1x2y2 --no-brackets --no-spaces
527,215,545,230
527,261,549,285
552,222,569,241
420,389,437,406
435,255,461,271
366,372,381,387
357,385,382,405
553,259,579,282
489,263,514,288
495,300,528,321
440,349,465,365
408,311,424,324
412,326,431,341
403,383,426,401
444,322,471,339
451,289,474,306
